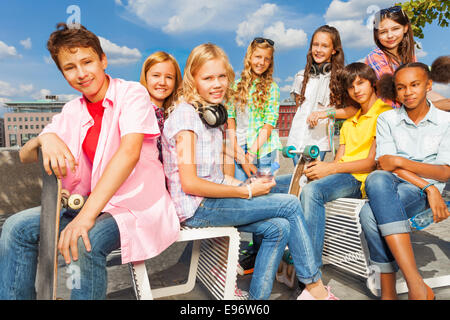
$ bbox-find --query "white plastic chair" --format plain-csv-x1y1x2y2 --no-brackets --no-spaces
127,225,243,300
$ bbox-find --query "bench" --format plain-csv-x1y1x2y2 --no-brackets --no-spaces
323,197,450,297
126,225,244,300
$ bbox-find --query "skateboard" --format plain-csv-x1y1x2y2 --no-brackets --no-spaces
36,151,85,300
282,144,320,197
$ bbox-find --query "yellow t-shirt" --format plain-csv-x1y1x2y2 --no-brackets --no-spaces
339,98,391,196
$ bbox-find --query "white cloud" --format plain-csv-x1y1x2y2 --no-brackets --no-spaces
235,3,307,50
0,80,33,97
263,21,307,50
0,41,21,60
324,0,397,49
235,3,278,46
32,89,80,102
99,36,142,65
279,84,292,92
43,55,53,64
118,0,257,34
285,76,294,82
415,41,427,59
20,38,32,50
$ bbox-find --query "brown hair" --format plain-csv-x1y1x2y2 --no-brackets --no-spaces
230,39,274,112
298,25,345,108
337,62,378,107
373,6,415,67
430,55,450,84
47,22,104,71
139,51,182,114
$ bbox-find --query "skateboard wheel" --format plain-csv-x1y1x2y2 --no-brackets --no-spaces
303,145,320,159
68,194,85,210
282,145,296,158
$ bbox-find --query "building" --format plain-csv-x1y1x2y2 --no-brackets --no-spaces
276,98,297,137
4,96,66,147
0,118,5,147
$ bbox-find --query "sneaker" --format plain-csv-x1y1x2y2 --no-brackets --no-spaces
237,253,257,276
297,286,339,300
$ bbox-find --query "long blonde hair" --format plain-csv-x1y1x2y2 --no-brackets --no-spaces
231,40,274,112
139,51,182,114
171,43,235,113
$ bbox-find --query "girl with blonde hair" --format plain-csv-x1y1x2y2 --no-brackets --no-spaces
227,38,282,181
162,43,338,300
140,51,182,161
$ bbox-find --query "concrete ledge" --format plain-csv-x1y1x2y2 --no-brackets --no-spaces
0,149,41,215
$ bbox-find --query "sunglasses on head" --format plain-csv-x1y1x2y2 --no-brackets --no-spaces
379,5,404,16
253,37,275,47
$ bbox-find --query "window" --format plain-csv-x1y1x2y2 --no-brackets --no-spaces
9,134,17,146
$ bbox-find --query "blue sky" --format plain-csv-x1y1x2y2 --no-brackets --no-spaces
0,0,449,116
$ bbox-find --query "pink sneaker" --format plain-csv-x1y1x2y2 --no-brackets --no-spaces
297,286,339,300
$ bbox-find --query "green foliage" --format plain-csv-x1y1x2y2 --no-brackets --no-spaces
397,0,450,40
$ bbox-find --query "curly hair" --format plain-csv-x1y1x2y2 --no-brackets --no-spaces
230,40,274,112
431,55,450,84
298,25,345,108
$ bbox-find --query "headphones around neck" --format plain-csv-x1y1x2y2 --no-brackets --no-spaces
197,103,228,128
310,62,332,76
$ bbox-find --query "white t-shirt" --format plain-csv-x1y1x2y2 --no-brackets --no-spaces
287,69,332,152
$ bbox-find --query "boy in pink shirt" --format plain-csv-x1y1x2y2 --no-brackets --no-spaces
0,23,179,300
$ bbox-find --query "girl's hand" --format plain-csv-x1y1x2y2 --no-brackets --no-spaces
377,155,403,172
304,160,336,180
307,111,326,128
249,177,276,197
425,185,450,223
58,214,95,264
39,133,77,178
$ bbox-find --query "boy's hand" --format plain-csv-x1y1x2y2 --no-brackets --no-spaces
307,111,326,128
425,186,450,223
376,155,403,172
58,214,95,264
304,160,336,180
39,133,77,178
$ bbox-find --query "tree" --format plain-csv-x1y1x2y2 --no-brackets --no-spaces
397,0,450,40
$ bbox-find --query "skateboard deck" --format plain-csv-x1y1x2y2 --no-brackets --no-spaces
283,145,320,198
36,151,62,300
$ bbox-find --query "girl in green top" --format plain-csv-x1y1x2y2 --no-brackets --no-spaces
227,37,282,182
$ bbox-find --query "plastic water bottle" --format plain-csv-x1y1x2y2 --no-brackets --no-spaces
239,162,280,186
409,201,450,230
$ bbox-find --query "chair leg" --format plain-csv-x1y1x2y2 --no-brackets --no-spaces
223,235,239,299
128,261,153,300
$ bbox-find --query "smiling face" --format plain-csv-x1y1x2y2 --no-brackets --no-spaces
347,76,375,105
377,18,408,52
395,67,432,110
194,58,229,105
58,46,109,103
250,47,273,76
311,31,336,65
145,60,177,108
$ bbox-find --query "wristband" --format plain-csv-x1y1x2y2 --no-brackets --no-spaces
326,108,336,119
420,183,434,196
246,184,252,200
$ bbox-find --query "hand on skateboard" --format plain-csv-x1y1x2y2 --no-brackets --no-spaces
282,145,320,197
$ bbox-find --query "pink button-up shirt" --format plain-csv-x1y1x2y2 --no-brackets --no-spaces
41,76,180,263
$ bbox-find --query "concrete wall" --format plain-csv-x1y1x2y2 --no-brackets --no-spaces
0,148,42,215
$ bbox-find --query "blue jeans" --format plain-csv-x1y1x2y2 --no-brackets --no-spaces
183,193,321,300
359,170,428,273
0,206,120,300
234,145,277,182
299,173,363,267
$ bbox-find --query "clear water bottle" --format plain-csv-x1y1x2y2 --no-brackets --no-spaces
409,201,450,230
240,162,280,186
